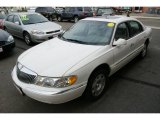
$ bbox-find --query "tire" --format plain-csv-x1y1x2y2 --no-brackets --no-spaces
74,16,79,23
49,16,52,21
23,32,33,46
3,26,7,31
57,16,62,22
139,43,148,58
83,68,109,101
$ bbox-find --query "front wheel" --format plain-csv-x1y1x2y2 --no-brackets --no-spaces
23,32,33,46
83,69,109,101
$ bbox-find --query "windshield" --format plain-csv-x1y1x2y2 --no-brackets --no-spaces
20,14,49,25
97,8,113,15
60,20,115,45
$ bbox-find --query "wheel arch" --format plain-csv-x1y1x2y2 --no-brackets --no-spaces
145,38,150,47
89,63,111,78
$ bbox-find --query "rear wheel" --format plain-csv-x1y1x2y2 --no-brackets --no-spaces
23,32,33,46
83,68,109,101
74,16,79,23
139,43,148,58
57,16,62,22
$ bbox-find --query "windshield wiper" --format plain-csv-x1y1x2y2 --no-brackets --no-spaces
26,22,36,25
37,21,48,23
65,38,89,44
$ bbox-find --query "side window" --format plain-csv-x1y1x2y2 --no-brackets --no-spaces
6,15,14,22
77,7,83,11
65,8,70,12
69,8,74,12
128,21,143,37
13,15,20,23
115,22,129,40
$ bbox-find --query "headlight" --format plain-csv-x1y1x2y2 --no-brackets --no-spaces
35,75,77,88
31,30,45,35
7,35,14,42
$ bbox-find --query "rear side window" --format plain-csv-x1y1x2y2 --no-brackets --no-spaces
6,15,14,22
77,7,83,11
127,21,143,37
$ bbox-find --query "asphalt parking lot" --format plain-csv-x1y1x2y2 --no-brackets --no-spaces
0,19,160,113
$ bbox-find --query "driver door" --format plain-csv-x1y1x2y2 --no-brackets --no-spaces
112,22,131,71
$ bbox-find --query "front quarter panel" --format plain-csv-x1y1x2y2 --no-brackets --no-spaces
64,45,114,85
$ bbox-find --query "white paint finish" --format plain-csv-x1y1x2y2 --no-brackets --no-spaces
12,16,152,104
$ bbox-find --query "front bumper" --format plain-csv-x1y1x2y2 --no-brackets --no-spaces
0,41,15,53
11,66,87,104
30,30,63,43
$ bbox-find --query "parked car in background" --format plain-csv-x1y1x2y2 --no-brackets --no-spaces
94,7,114,16
56,7,93,23
112,7,123,15
11,16,152,104
0,12,6,29
27,7,36,13
55,7,63,13
0,29,15,53
35,7,57,21
3,12,62,45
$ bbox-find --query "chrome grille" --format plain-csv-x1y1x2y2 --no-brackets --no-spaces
46,30,60,34
17,66,37,84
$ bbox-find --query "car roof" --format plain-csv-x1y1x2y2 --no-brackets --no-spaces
8,12,38,16
82,15,139,24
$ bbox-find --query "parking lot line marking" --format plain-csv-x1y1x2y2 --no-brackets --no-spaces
117,76,160,89
146,26,160,30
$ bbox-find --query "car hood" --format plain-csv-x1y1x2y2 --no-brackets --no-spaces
24,21,61,32
0,29,10,41
18,38,103,77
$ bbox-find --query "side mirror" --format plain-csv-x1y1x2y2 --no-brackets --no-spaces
14,21,20,25
113,38,127,46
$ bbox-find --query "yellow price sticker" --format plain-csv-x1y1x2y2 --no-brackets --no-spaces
107,22,114,27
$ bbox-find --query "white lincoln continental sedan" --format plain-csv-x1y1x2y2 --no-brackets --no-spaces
11,16,152,104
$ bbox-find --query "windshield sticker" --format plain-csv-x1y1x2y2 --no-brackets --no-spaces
20,15,29,21
107,23,114,27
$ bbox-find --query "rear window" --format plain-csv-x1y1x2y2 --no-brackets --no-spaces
36,7,47,12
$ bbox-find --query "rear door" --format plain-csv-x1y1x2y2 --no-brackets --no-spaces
4,15,14,34
12,15,23,38
126,21,146,52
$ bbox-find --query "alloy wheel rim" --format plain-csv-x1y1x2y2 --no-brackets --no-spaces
142,45,147,57
74,17,78,23
25,35,30,44
58,17,61,21
92,74,106,97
